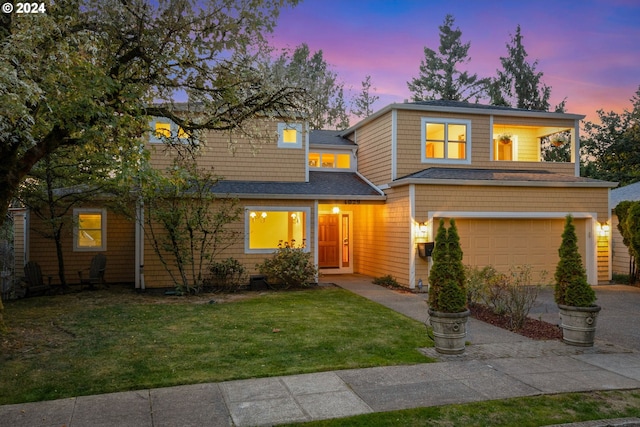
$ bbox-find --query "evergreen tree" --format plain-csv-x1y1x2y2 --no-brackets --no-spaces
615,201,639,283
554,215,596,307
351,75,380,119
407,15,487,102
428,218,467,313
493,25,552,111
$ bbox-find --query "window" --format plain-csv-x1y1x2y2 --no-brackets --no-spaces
149,117,190,143
277,123,303,148
308,152,352,170
74,209,107,251
421,118,471,164
245,207,310,253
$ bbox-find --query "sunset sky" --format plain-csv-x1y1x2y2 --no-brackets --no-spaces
268,0,640,123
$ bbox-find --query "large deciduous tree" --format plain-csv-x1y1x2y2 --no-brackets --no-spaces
407,14,487,102
0,0,303,228
581,86,640,186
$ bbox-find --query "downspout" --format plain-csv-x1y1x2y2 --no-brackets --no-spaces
135,197,145,290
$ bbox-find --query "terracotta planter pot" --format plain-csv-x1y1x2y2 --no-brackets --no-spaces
558,304,601,347
428,308,470,354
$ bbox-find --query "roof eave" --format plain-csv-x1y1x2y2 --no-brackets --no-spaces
388,178,618,188
212,192,386,201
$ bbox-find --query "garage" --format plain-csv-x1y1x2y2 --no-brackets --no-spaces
443,217,589,282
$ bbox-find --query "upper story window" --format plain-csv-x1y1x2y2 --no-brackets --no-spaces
149,117,190,143
277,122,303,149
492,125,573,163
308,152,352,170
74,208,107,252
421,118,471,164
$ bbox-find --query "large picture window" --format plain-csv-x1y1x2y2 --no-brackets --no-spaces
421,118,471,164
74,209,107,251
245,207,310,253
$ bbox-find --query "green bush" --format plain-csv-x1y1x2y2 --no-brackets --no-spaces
428,218,467,313
373,275,400,288
554,215,596,307
205,258,247,292
257,241,318,289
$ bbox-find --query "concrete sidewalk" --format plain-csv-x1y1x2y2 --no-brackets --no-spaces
2,274,640,427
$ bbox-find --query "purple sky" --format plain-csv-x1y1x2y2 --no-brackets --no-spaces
268,0,640,123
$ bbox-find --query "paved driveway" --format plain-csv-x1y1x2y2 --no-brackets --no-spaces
530,285,640,351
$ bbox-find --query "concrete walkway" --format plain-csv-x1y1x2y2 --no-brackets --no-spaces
2,274,640,427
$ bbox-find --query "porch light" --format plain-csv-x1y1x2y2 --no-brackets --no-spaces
332,206,340,214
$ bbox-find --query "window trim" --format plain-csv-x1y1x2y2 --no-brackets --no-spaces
421,117,471,164
308,151,354,171
73,208,107,252
244,206,311,254
277,122,303,148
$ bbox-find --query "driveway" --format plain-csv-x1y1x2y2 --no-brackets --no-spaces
530,284,640,351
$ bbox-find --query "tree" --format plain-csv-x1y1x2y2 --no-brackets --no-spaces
554,215,595,307
615,201,640,283
407,15,487,102
581,86,640,186
268,43,349,129
0,0,303,229
141,156,242,295
351,75,380,119
492,25,553,111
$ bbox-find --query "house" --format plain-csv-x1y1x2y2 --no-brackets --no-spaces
610,181,640,276
12,101,617,290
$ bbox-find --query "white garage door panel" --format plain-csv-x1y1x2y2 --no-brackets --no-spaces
451,218,587,280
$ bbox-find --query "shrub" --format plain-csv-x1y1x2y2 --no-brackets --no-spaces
465,265,499,305
205,258,247,292
373,275,400,288
257,241,318,289
428,218,467,313
554,215,596,307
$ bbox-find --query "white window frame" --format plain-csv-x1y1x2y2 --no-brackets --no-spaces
149,117,191,144
277,122,303,148
308,151,354,171
73,208,107,252
421,117,471,165
244,206,311,254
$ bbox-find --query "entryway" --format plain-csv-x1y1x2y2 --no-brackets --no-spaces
318,211,352,274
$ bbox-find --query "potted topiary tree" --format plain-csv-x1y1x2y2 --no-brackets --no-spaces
427,218,470,354
554,215,600,346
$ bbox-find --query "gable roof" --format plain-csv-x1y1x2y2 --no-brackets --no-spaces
611,181,640,207
389,167,617,188
210,171,385,200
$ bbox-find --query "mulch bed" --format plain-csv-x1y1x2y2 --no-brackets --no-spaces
470,303,563,340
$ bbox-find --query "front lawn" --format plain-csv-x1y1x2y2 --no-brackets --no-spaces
0,286,432,404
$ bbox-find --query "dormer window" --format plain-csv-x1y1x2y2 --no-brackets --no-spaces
308,152,352,170
277,122,303,148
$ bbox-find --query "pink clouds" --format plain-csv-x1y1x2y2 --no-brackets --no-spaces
269,0,640,121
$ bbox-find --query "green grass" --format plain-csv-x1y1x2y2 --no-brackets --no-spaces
286,390,640,426
0,286,432,404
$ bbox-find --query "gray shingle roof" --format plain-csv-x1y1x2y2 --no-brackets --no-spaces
611,181,640,207
210,171,384,200
309,130,355,146
395,167,616,186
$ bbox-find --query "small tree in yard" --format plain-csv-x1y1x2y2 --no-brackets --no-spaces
428,218,467,313
554,215,596,307
142,158,242,295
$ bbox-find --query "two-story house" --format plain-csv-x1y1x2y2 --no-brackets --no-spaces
12,100,616,290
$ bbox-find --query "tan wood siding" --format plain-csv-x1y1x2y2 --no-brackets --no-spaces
10,210,26,275
28,209,135,285
597,235,610,283
355,113,393,186
148,120,307,182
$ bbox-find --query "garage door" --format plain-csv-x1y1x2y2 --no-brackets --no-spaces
447,218,587,281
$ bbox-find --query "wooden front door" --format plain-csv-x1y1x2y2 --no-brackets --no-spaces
318,214,340,268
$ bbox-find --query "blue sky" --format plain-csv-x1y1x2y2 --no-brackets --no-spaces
268,0,640,121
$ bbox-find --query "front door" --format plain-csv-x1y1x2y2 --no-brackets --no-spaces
318,214,340,268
